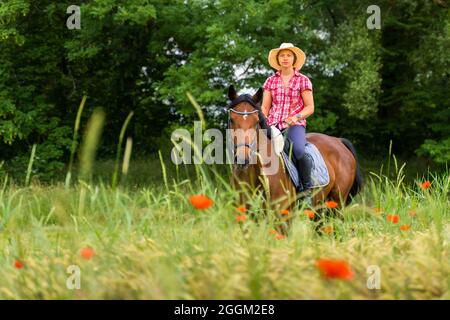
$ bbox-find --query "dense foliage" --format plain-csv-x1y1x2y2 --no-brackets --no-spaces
1,0,449,180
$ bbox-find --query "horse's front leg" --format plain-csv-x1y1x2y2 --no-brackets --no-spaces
271,191,297,236
263,170,297,236
231,165,261,219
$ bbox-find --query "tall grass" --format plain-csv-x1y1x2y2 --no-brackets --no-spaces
25,144,37,186
78,108,105,183
0,95,448,299
112,111,134,190
65,95,87,189
0,156,448,299
121,137,133,185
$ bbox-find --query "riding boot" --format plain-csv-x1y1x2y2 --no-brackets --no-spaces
297,153,313,206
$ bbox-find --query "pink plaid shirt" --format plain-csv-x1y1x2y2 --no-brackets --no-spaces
263,69,313,130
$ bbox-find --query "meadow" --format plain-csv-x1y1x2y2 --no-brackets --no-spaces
0,149,448,299
1,0,448,301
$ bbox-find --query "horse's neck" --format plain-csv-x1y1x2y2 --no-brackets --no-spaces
257,128,287,180
257,129,275,162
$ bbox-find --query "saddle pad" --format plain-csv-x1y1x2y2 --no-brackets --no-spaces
280,142,330,191
270,126,285,155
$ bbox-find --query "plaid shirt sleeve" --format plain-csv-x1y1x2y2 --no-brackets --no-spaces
300,75,313,93
263,76,273,91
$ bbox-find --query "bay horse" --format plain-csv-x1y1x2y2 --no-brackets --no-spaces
227,85,362,233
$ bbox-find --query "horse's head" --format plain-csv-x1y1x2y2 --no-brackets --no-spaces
227,85,263,168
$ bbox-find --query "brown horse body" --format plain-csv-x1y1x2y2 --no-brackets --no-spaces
228,86,362,227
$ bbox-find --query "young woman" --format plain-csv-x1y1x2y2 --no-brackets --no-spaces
260,43,315,200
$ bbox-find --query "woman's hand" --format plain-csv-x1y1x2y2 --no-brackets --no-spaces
284,116,298,126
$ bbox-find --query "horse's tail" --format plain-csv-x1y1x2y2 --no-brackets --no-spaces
340,138,363,204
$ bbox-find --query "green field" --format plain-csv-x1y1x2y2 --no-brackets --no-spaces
0,155,448,299
1,0,449,301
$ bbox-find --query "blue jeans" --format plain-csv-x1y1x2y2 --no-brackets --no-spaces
282,124,313,190
283,125,307,161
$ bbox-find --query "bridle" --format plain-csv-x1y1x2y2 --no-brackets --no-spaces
227,94,262,159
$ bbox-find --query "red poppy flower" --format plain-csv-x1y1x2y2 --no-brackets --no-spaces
80,247,95,260
400,225,411,231
276,234,286,240
304,209,315,219
407,210,417,217
325,201,338,209
280,209,289,216
321,225,334,234
386,214,399,224
14,259,24,269
236,206,247,214
372,207,383,215
421,181,431,190
189,194,213,210
236,215,247,223
316,258,354,280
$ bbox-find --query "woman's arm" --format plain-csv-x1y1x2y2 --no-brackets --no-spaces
285,90,315,126
299,90,314,119
261,90,272,118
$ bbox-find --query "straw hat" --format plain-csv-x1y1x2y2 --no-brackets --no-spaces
268,43,306,70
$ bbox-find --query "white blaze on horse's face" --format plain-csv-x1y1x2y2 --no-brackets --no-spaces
230,106,259,166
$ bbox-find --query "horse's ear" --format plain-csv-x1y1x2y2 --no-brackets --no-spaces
228,85,237,101
252,87,263,104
